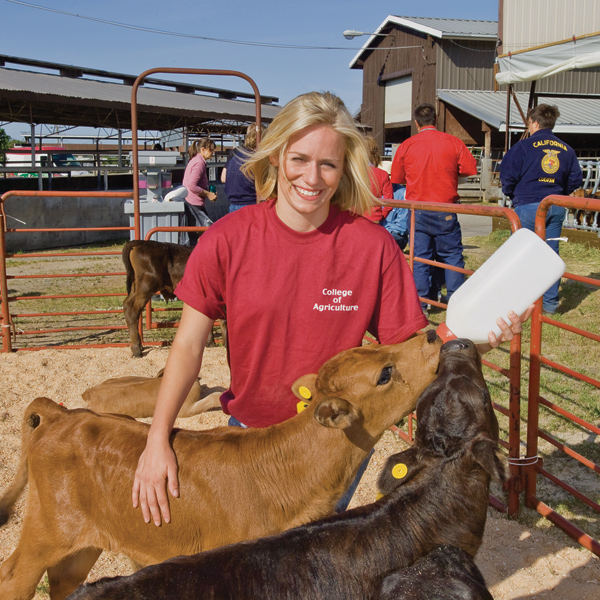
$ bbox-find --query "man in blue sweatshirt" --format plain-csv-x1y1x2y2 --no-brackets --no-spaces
500,104,582,314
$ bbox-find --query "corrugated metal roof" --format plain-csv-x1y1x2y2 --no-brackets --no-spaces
388,16,498,39
0,66,280,131
437,89,600,133
349,15,497,69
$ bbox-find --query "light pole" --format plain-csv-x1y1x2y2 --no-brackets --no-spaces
342,30,389,40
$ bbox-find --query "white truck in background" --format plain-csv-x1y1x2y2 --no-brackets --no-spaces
3,146,88,177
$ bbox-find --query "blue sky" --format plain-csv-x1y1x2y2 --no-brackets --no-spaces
1,0,498,139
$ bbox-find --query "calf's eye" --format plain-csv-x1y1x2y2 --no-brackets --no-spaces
377,366,393,385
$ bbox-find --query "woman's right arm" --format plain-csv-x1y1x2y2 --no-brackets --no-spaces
132,303,215,526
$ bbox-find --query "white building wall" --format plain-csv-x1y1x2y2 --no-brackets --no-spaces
502,0,600,53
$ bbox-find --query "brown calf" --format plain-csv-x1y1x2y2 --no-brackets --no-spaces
81,369,224,418
0,332,442,600
64,338,504,600
122,240,226,358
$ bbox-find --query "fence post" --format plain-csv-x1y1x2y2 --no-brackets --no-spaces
0,197,13,351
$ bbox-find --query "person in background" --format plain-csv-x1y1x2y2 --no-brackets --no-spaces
500,104,582,315
182,138,217,246
391,103,478,315
132,91,531,528
364,135,393,224
382,183,409,251
221,123,266,212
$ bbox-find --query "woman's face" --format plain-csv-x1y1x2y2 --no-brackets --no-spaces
272,124,345,232
200,146,215,160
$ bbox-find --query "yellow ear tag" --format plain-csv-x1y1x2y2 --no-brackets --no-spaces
376,492,385,501
392,463,408,479
298,386,312,400
297,400,310,413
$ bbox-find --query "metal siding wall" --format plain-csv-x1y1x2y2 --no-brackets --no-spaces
531,67,600,93
502,0,600,53
437,40,496,90
510,65,600,93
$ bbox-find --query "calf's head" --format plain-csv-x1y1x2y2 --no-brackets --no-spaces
378,338,508,495
293,332,442,447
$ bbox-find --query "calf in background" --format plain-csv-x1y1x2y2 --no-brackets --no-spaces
122,240,226,357
82,368,224,418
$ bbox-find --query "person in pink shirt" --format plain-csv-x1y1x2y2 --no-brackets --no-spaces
182,138,217,246
391,103,478,313
132,92,530,527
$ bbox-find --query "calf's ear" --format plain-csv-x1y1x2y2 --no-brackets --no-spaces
291,374,318,401
471,439,509,483
314,397,360,429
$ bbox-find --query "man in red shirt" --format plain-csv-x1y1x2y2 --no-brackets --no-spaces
391,103,477,313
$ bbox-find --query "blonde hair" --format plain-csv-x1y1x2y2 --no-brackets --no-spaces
242,91,375,215
244,123,266,150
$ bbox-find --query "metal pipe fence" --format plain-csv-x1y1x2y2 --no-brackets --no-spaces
387,197,600,556
1,185,599,555
523,194,600,557
0,190,134,352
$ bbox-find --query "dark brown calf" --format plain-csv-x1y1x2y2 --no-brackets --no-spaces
122,240,226,357
65,338,505,600
0,333,441,600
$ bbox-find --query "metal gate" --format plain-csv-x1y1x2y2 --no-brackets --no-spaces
390,196,600,556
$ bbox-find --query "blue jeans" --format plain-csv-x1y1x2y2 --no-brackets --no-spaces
228,416,372,512
228,416,248,428
182,202,210,247
228,203,252,213
411,209,465,310
334,449,375,513
514,203,566,313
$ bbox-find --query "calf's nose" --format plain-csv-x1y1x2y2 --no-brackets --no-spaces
442,338,472,352
425,329,439,344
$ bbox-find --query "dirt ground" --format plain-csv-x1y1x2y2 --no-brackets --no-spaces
1,346,599,598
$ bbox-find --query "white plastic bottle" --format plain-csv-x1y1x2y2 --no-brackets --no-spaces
436,228,566,344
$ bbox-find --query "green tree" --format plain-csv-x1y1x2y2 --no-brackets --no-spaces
0,127,11,166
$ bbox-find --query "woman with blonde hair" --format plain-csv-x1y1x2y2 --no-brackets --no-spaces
132,91,531,525
221,123,266,212
242,91,375,217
